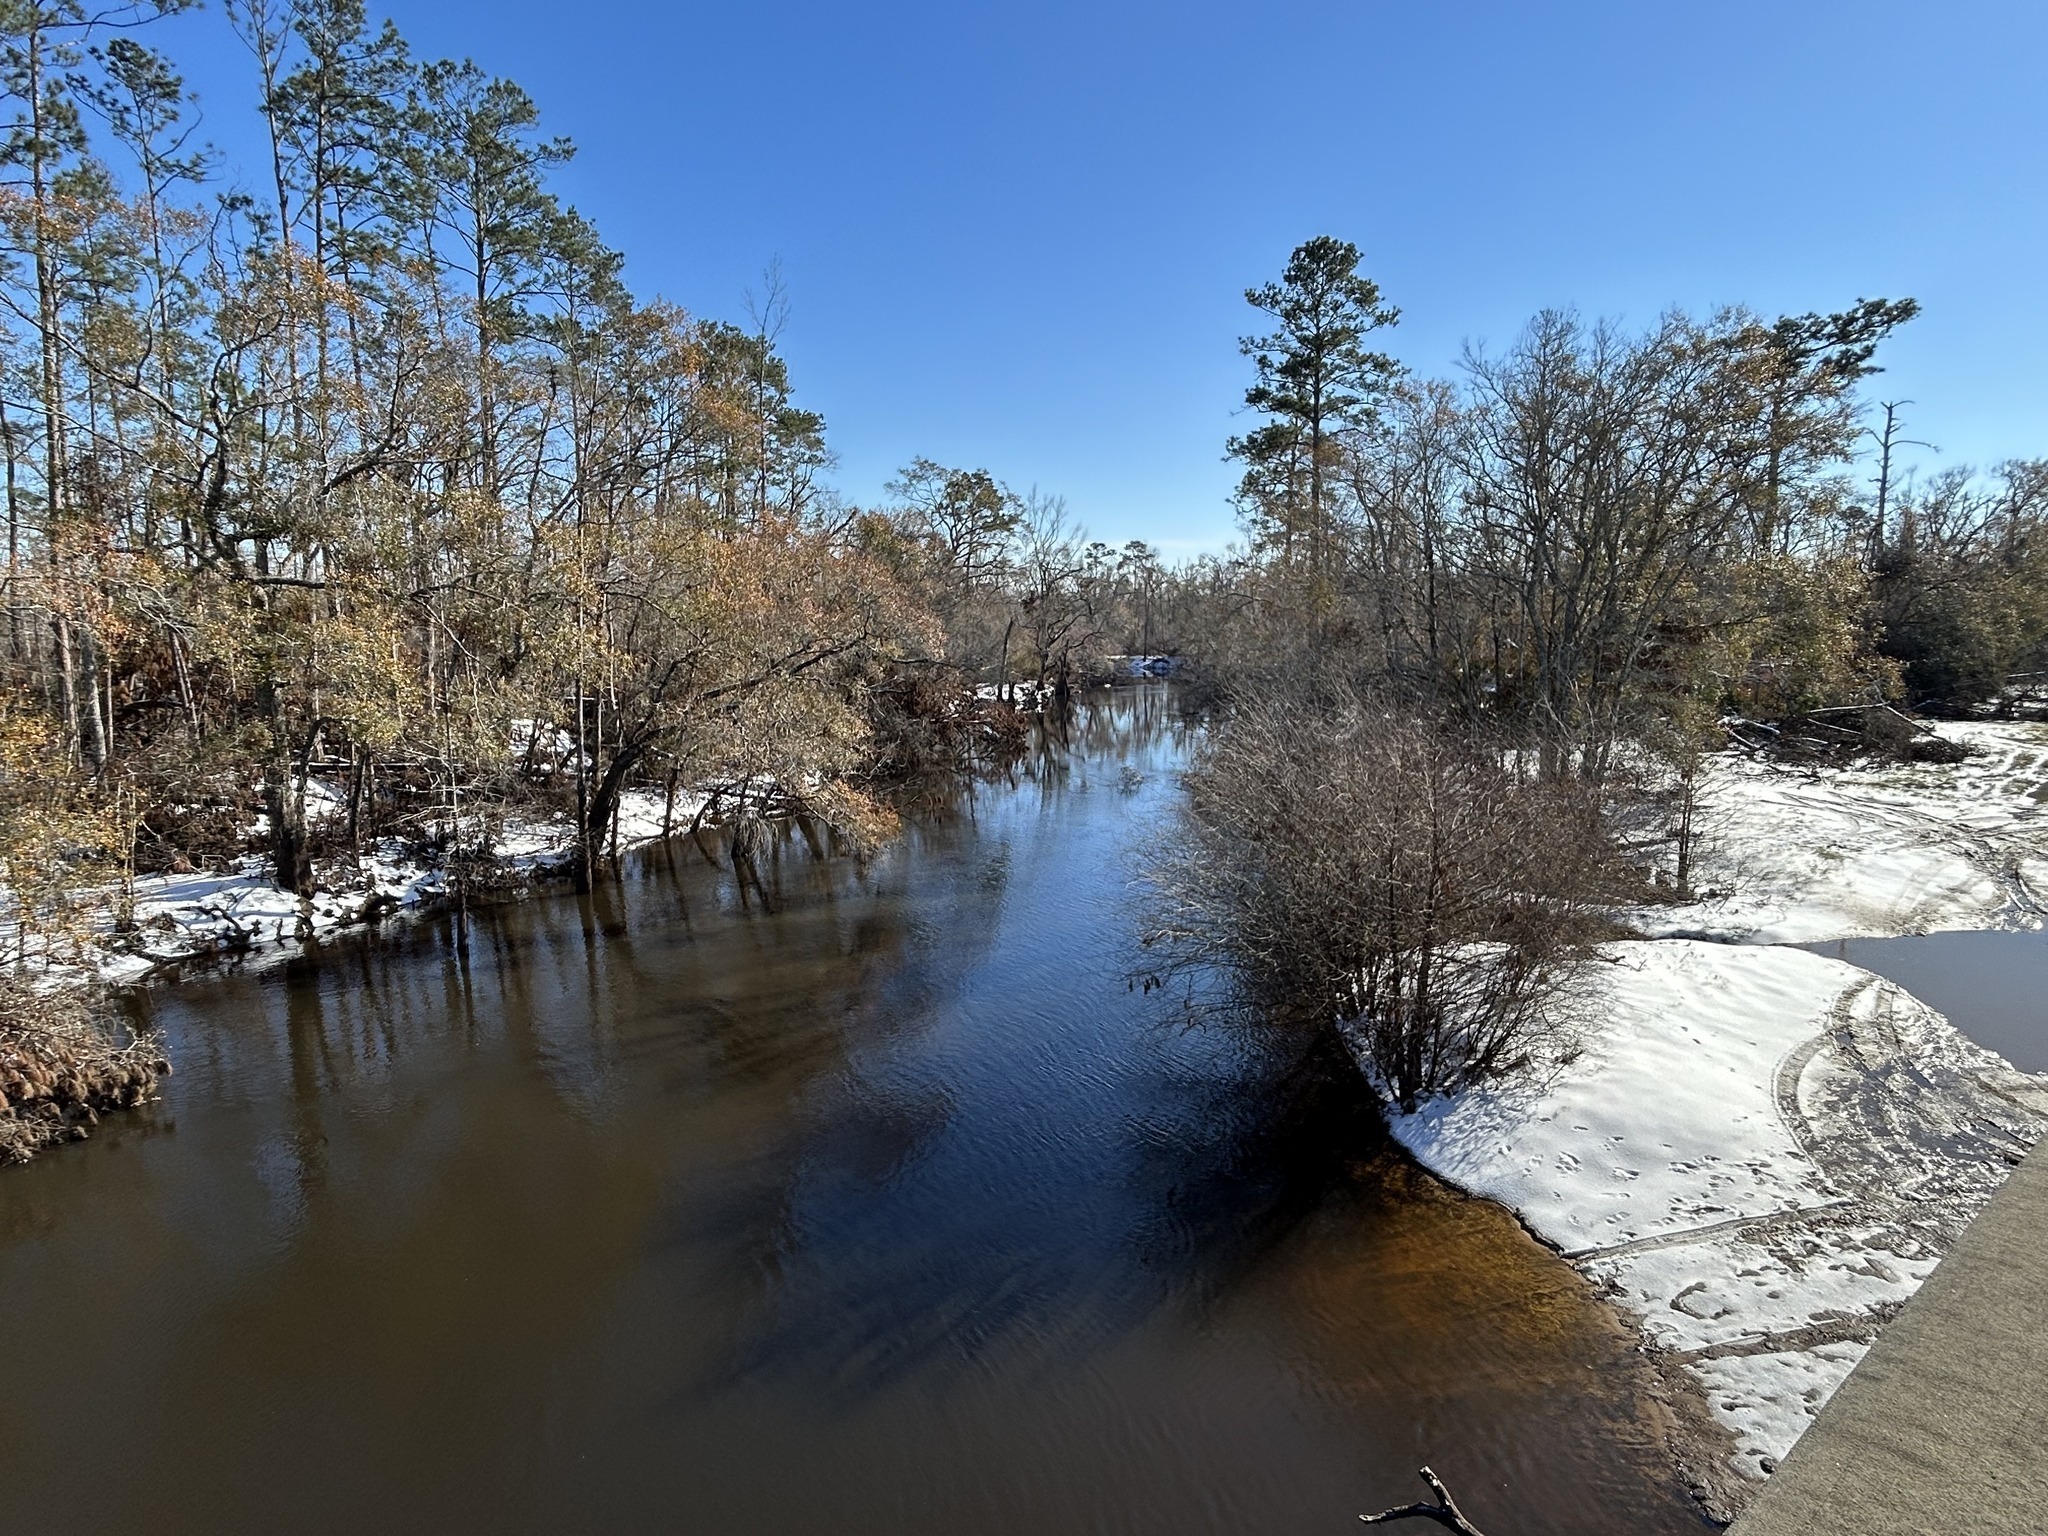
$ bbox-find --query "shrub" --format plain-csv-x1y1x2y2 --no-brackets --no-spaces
1146,688,1614,1112
0,981,168,1164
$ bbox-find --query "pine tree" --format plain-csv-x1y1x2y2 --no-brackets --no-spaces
1227,235,1399,581
405,60,575,499
1743,296,1921,550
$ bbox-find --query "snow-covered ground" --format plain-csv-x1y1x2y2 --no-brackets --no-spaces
18,787,703,986
1377,722,2048,1510
1385,941,2048,1487
972,680,1059,710
1636,720,2048,944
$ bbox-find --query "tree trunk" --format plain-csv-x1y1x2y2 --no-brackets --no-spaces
577,738,647,890
258,678,315,897
1675,763,1697,896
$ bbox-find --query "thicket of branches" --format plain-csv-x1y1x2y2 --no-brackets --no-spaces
0,975,163,1159
1872,461,2048,705
1148,687,1614,1110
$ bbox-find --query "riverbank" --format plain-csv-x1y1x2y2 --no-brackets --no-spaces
5,786,701,990
9,687,1055,990
0,978,169,1162
0,789,709,1160
0,686,1044,1151
1723,1134,2048,1535
1378,720,2048,1521
1382,940,2048,1517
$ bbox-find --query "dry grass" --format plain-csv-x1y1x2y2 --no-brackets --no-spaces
0,980,167,1164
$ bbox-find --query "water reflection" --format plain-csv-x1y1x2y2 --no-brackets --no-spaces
0,685,1708,1535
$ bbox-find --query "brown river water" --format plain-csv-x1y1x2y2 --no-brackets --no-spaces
0,686,1709,1534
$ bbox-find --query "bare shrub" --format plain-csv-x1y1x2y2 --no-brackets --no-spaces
1146,687,1616,1112
0,982,168,1164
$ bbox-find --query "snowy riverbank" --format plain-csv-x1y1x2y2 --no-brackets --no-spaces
1635,719,2048,943
16,787,699,987
1386,942,2047,1494
1379,721,2048,1517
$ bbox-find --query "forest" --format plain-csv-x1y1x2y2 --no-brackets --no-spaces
0,0,1172,984
3,2,2046,1146
1154,235,2048,1110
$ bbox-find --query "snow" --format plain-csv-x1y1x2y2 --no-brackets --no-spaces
1382,725,2048,1487
1689,1344,1868,1478
1369,719,2048,1498
1384,935,2048,1487
12,787,708,985
972,681,1057,710
1634,720,2048,944
1391,944,1840,1250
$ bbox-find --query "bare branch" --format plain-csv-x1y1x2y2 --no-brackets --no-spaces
1360,1467,1491,1535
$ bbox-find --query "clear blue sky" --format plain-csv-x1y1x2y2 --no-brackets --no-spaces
158,0,2047,555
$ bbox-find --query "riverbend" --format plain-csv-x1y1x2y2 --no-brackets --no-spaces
0,688,1707,1535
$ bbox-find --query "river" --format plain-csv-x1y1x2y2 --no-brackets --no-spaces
0,685,1708,1534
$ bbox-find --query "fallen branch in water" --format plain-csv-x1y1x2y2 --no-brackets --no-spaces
1361,1467,1491,1534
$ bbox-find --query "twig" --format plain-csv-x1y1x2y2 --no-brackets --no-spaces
1361,1467,1491,1534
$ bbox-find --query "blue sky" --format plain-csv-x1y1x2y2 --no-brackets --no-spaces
158,1,2047,554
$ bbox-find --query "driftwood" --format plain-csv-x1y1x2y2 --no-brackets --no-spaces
1721,701,1969,766
1360,1467,1491,1534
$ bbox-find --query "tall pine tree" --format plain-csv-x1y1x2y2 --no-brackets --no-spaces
1227,235,1399,581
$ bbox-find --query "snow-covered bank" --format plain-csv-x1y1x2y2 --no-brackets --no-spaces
972,680,1060,711
1371,723,2048,1507
1381,938,2048,1506
1637,720,2048,944
19,787,702,986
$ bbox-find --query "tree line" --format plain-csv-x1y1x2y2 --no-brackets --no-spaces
1197,235,2048,754
0,0,1180,970
1154,235,2048,1109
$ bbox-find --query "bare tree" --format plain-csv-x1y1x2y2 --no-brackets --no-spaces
1146,684,1612,1112
1457,311,1754,779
